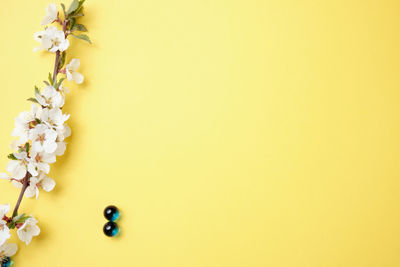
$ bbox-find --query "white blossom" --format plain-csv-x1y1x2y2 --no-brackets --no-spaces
66,58,84,84
0,205,11,246
56,124,71,141
29,124,58,154
29,150,56,175
36,85,65,108
6,152,28,180
6,152,38,179
17,217,40,245
41,3,58,25
0,242,17,260
54,124,71,156
10,139,25,151
11,105,42,143
34,26,69,53
22,173,56,199
44,108,70,130
6,160,26,180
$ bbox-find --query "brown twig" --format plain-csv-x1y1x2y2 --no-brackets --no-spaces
12,172,31,217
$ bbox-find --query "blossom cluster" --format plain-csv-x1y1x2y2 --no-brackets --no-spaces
0,0,89,264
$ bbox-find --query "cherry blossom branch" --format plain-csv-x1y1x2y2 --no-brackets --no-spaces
0,1,90,260
12,18,69,219
12,173,31,218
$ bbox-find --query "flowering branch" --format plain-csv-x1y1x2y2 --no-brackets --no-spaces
0,1,90,265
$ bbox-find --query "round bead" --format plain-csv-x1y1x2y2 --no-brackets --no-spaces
103,221,119,237
104,205,120,221
1,257,11,267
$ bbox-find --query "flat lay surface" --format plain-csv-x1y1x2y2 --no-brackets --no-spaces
1,0,400,266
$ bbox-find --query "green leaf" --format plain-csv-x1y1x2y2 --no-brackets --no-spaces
7,153,17,160
67,0,79,14
61,3,67,17
73,23,87,32
7,221,15,229
35,118,41,124
13,213,25,222
27,97,39,104
69,18,76,30
73,0,85,15
48,72,53,85
55,78,65,89
14,214,30,224
25,142,30,152
43,80,50,86
68,13,84,18
58,51,67,69
74,5,84,15
34,86,40,95
71,33,91,44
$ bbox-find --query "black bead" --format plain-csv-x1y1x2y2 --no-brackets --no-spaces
1,257,11,267
104,205,120,221
103,221,119,237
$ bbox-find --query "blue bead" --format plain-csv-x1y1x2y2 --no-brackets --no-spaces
103,221,119,237
1,257,11,267
104,205,120,221
111,210,120,221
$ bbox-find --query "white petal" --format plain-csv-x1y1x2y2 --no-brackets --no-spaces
66,69,73,81
24,185,37,198
0,222,10,247
49,108,62,123
41,15,53,26
6,161,26,180
0,204,10,217
36,93,48,107
14,152,27,160
41,177,55,192
42,86,56,98
2,243,18,257
45,129,56,141
33,31,45,42
41,3,58,25
42,153,56,164
43,141,57,154
6,161,18,173
37,162,50,174
31,141,43,153
58,39,70,52
31,225,41,236
27,163,39,177
51,92,65,108
17,229,31,245
64,125,71,138
40,35,54,51
67,58,80,70
55,141,66,156
72,71,84,84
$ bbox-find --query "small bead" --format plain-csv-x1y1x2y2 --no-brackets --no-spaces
103,221,119,237
104,205,120,221
1,257,12,267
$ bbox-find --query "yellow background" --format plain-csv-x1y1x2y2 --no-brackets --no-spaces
1,0,400,266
